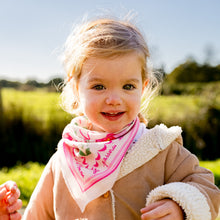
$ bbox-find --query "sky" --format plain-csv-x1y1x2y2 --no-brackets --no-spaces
0,0,220,82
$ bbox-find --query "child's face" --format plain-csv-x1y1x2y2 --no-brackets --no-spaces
77,52,144,133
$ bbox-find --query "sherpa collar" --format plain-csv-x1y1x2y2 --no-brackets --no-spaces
117,124,182,180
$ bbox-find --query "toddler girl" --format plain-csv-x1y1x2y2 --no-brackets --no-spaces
2,16,220,220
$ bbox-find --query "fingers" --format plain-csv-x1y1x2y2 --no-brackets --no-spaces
0,187,7,201
4,181,19,195
9,211,22,220
140,199,184,220
141,201,169,219
141,200,165,213
7,199,22,214
4,181,20,205
6,189,20,206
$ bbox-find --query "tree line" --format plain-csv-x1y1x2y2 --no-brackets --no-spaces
0,78,63,92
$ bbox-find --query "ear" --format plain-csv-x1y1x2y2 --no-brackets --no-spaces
142,79,149,93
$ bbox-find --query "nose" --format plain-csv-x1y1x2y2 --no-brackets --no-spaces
105,91,122,105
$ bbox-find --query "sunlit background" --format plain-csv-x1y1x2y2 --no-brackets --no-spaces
1,0,220,82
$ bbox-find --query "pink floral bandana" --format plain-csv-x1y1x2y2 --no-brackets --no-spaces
58,116,140,212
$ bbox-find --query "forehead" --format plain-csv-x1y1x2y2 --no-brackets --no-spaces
80,53,143,81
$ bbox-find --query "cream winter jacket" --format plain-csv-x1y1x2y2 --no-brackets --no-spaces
22,124,220,220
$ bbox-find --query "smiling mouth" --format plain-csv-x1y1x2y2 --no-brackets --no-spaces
102,112,124,116
101,112,125,120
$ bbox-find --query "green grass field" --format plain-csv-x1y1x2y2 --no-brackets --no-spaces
200,160,220,179
0,162,44,207
148,95,203,122
2,89,60,115
1,88,72,127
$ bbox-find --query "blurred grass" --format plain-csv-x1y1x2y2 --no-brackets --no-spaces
2,88,72,128
200,159,220,187
0,162,45,207
200,159,220,176
148,95,203,122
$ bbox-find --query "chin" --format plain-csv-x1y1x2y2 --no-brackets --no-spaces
105,127,123,133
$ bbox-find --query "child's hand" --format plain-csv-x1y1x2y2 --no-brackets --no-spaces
140,199,184,220
0,181,22,220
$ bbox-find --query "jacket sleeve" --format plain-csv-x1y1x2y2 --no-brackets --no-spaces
22,155,55,220
146,136,220,220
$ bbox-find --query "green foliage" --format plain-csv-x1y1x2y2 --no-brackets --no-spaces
0,89,72,167
162,81,220,96
166,60,220,83
0,77,63,92
1,89,67,124
200,159,220,189
148,94,220,160
0,162,45,206
148,95,202,122
0,80,21,89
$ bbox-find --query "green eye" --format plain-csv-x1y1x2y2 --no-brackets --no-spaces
123,84,135,90
92,85,105,90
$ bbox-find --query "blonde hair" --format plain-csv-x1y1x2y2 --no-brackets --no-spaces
61,17,162,123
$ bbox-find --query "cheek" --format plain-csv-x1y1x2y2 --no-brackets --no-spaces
129,95,142,111
130,93,142,104
79,92,99,110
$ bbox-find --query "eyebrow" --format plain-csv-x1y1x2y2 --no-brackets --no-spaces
126,78,141,83
87,77,141,84
87,77,103,83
